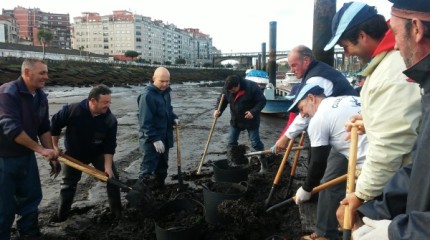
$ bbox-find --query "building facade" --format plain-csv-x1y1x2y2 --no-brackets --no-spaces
71,10,212,65
2,6,71,49
0,15,19,43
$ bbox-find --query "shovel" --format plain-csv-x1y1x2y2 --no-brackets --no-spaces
197,93,225,174
57,153,153,209
283,131,306,198
343,120,362,240
266,173,347,212
264,137,296,206
175,125,187,191
243,146,305,157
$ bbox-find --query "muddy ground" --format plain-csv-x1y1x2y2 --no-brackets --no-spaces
9,83,311,240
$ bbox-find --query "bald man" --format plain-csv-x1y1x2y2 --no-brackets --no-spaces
137,67,178,188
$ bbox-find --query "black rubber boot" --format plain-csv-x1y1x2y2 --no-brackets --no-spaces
108,197,122,219
51,190,75,223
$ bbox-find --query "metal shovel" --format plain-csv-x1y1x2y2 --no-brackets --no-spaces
57,153,153,209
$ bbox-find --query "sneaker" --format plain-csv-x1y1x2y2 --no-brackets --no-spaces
300,232,329,240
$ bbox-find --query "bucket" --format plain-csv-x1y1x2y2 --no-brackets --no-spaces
212,159,249,183
154,198,205,240
202,181,248,225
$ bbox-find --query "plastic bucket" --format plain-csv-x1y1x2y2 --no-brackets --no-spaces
202,181,248,225
154,198,205,240
212,159,249,183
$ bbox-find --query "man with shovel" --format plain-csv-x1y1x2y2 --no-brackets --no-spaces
287,84,368,240
50,84,123,222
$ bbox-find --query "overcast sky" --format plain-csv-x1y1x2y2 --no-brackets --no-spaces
2,0,393,53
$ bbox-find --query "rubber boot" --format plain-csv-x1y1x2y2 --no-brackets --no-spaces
51,191,75,223
258,155,268,174
108,197,122,219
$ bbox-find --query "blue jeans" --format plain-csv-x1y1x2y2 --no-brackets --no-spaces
138,141,169,181
228,126,264,151
0,154,42,240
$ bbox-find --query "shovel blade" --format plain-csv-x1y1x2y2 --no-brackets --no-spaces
125,179,155,211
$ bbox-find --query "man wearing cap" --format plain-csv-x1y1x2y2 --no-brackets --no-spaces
349,0,430,239
274,45,357,155
323,1,422,235
288,84,367,240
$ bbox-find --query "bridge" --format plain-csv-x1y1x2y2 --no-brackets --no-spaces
211,48,347,69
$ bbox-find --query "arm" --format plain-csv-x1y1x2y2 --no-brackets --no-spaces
103,153,115,178
302,145,332,191
357,78,421,201
138,93,160,141
15,131,56,160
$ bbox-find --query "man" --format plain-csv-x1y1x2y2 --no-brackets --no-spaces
274,45,357,153
351,1,430,239
0,58,59,239
214,75,267,173
50,84,122,222
323,2,421,231
288,84,367,240
138,67,178,187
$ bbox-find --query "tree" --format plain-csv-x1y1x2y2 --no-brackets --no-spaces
37,29,53,59
175,58,186,65
78,46,85,57
124,50,139,60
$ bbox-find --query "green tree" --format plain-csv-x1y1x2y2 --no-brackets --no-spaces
124,50,139,60
175,58,186,65
78,46,85,57
37,29,53,59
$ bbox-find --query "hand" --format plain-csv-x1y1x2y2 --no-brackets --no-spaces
338,192,364,228
49,160,61,178
344,114,365,141
270,144,276,153
244,111,253,119
213,110,220,118
174,119,179,126
153,140,165,153
274,136,289,154
353,217,390,240
294,186,311,204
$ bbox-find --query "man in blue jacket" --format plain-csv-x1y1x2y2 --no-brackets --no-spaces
0,58,59,239
137,67,178,187
214,75,267,173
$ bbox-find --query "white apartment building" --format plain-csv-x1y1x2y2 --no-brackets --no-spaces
0,15,19,44
72,10,212,66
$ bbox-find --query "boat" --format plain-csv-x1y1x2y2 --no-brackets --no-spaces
262,72,299,114
245,69,269,89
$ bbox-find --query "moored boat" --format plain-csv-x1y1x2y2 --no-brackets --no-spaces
245,69,269,89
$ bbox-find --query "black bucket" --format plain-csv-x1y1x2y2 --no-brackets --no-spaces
212,159,249,183
154,198,205,240
202,181,248,225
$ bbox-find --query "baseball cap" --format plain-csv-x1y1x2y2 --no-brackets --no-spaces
390,0,430,21
288,84,325,113
324,2,378,51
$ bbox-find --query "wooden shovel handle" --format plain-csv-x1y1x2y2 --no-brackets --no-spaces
58,153,108,182
290,131,306,177
197,94,225,174
273,137,295,184
343,120,363,239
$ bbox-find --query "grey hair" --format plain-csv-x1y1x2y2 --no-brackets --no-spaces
21,58,46,73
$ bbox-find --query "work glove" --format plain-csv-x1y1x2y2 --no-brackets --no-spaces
294,186,311,204
353,217,390,240
270,144,276,153
174,119,179,126
153,140,165,153
49,160,61,178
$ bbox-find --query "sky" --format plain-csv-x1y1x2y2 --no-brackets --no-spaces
2,0,393,53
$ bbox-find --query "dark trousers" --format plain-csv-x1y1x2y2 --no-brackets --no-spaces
138,141,169,181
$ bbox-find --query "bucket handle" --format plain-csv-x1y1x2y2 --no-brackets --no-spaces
172,191,194,200
238,181,248,189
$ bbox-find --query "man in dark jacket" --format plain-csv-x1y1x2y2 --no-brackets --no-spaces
350,0,430,239
50,84,122,222
214,75,267,173
137,67,178,187
0,58,59,239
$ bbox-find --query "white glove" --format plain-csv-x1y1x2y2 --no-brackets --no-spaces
174,119,179,126
270,144,276,153
353,224,374,240
354,217,390,240
294,186,312,204
153,140,165,153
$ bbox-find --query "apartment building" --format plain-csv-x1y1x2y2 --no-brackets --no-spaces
2,6,71,49
72,10,212,65
0,15,19,43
